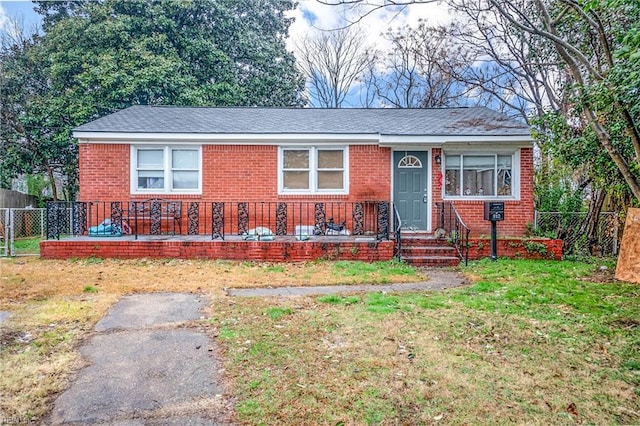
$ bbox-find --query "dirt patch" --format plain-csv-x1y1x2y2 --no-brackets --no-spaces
610,318,640,329
1,258,426,304
580,266,616,283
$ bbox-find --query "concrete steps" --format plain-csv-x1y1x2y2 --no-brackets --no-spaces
398,232,460,267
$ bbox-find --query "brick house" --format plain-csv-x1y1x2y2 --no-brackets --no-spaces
42,106,557,264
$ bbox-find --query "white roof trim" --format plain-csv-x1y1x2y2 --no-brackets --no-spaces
73,131,380,144
74,131,534,146
378,134,533,146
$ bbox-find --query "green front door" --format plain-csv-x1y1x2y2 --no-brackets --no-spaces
393,151,429,230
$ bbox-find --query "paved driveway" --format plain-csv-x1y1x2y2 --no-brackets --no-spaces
48,293,231,425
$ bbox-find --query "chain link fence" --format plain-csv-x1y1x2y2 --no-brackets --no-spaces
534,211,620,257
1,208,47,256
0,209,8,256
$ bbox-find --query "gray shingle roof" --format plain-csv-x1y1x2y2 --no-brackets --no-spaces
74,105,530,137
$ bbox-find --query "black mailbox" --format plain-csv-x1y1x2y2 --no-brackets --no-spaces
484,202,505,221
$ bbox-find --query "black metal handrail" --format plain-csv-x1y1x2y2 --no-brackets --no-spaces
210,201,390,241
392,203,402,260
46,200,392,241
436,202,470,266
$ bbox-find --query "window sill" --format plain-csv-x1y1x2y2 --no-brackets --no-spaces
130,191,202,197
278,193,350,200
442,196,520,202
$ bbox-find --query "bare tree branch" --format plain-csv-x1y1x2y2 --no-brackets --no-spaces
295,27,374,107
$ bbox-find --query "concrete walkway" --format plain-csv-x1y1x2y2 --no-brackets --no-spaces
48,293,230,425
46,271,465,424
227,269,467,297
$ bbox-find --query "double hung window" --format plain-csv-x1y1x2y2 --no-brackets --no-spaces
132,146,201,193
280,147,347,194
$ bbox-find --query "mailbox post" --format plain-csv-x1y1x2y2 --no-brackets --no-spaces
484,202,505,261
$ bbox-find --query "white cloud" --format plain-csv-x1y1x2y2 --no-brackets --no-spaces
0,4,9,34
286,1,453,106
0,2,26,41
287,0,451,52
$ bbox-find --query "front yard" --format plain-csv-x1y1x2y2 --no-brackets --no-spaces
1,257,638,424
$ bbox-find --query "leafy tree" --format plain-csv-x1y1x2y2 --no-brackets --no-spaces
1,0,304,199
465,0,640,201
0,29,76,200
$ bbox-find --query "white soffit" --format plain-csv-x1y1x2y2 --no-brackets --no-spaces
73,132,381,144
74,132,534,147
378,134,534,147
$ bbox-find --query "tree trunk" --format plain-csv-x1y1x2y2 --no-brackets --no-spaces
46,165,58,201
586,190,606,257
583,106,640,200
561,190,603,255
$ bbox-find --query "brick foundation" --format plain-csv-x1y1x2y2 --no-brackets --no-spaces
40,238,395,262
466,237,562,260
40,237,560,263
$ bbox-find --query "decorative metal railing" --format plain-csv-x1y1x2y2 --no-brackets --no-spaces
392,203,402,260
46,200,391,241
436,202,470,266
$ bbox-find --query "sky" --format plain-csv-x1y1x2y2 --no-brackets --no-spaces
0,0,40,38
0,0,452,107
0,0,451,46
288,0,450,47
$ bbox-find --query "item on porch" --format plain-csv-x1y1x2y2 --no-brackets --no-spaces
89,219,123,237
242,227,275,241
294,225,314,240
325,218,351,236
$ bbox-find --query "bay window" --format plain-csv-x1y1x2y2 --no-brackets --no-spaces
280,147,347,194
132,146,201,193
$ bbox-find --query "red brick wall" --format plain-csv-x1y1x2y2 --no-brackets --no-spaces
467,237,562,260
78,143,534,237
40,237,560,262
204,145,278,200
431,147,444,217
431,147,534,236
79,144,130,200
40,239,395,262
78,144,391,203
350,145,391,200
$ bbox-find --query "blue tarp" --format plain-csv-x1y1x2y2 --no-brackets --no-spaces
89,219,122,237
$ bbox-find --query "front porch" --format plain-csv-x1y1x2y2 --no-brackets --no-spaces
40,200,561,264
41,200,398,263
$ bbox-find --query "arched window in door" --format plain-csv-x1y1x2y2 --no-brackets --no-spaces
397,155,423,168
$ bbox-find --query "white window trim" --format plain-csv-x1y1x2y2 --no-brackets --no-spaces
130,145,202,195
278,146,349,195
442,148,520,200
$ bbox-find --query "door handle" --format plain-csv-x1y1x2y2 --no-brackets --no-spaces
423,194,428,203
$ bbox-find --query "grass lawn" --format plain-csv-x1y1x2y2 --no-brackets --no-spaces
1,257,638,424
217,259,639,425
12,237,42,255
